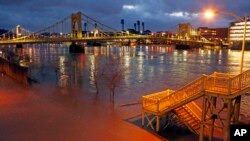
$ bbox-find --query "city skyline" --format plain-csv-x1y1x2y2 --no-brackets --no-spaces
0,0,250,31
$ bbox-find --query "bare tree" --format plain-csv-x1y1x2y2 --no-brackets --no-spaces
88,55,129,103
88,56,105,95
103,56,128,103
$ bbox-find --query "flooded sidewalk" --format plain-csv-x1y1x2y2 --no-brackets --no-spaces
0,75,162,141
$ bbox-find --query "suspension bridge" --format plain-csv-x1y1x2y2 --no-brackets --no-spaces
0,12,216,47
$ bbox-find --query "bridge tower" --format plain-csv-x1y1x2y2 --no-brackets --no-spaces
178,23,191,40
71,12,82,39
16,25,21,38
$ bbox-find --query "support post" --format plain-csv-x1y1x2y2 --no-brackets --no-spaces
199,96,207,141
209,97,217,141
234,96,241,124
156,116,160,132
142,111,145,127
224,99,232,141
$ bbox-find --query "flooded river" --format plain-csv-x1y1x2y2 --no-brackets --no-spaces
1,44,250,140
3,44,250,116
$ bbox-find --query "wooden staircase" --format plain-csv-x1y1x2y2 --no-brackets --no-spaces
174,105,201,134
142,69,250,134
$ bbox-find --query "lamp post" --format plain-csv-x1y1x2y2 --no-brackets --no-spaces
202,10,248,141
205,10,247,73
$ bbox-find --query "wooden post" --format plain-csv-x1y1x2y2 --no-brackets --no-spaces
209,97,217,141
228,78,232,94
224,99,232,141
142,111,145,127
156,115,160,132
142,97,144,127
199,96,207,141
234,96,241,124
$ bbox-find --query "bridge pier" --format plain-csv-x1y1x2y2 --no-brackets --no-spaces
69,42,84,53
16,43,23,48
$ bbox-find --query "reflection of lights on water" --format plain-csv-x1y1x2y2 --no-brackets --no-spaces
124,56,130,67
159,56,164,61
162,48,166,53
173,51,178,55
183,50,188,55
59,56,66,74
137,52,144,56
200,49,204,54
208,50,211,55
88,55,96,86
218,60,222,65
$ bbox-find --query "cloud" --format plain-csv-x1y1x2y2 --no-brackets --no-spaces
123,5,138,10
0,0,250,31
165,11,199,19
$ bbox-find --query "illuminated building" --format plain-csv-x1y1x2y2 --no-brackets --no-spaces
197,27,228,42
229,20,250,49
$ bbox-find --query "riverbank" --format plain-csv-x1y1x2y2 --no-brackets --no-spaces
0,75,163,141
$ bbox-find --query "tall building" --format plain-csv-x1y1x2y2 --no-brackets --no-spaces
229,20,250,49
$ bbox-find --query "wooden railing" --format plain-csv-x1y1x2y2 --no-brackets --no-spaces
142,89,175,113
142,76,206,113
239,69,250,90
185,101,202,121
205,73,233,94
205,70,250,94
142,69,250,115
159,76,206,110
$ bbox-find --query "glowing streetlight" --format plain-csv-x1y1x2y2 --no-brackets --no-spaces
204,10,215,19
204,9,247,73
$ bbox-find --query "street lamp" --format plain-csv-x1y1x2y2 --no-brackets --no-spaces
204,9,247,73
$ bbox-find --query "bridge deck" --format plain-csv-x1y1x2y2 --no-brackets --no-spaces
0,35,217,45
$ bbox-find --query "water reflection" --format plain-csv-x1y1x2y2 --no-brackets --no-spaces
1,44,250,115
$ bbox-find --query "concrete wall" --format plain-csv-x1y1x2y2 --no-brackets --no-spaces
0,57,28,85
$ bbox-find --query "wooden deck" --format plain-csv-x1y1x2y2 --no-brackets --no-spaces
142,69,250,133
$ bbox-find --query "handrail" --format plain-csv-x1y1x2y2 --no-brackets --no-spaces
142,69,250,114
142,89,174,112
156,76,206,112
185,102,202,121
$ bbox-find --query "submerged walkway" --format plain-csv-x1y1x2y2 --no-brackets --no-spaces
0,75,162,141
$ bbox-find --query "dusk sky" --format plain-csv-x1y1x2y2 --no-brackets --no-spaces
0,0,249,32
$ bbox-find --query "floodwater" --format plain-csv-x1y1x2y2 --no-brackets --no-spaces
1,44,250,141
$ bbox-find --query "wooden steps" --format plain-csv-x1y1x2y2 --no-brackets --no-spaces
174,105,201,134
